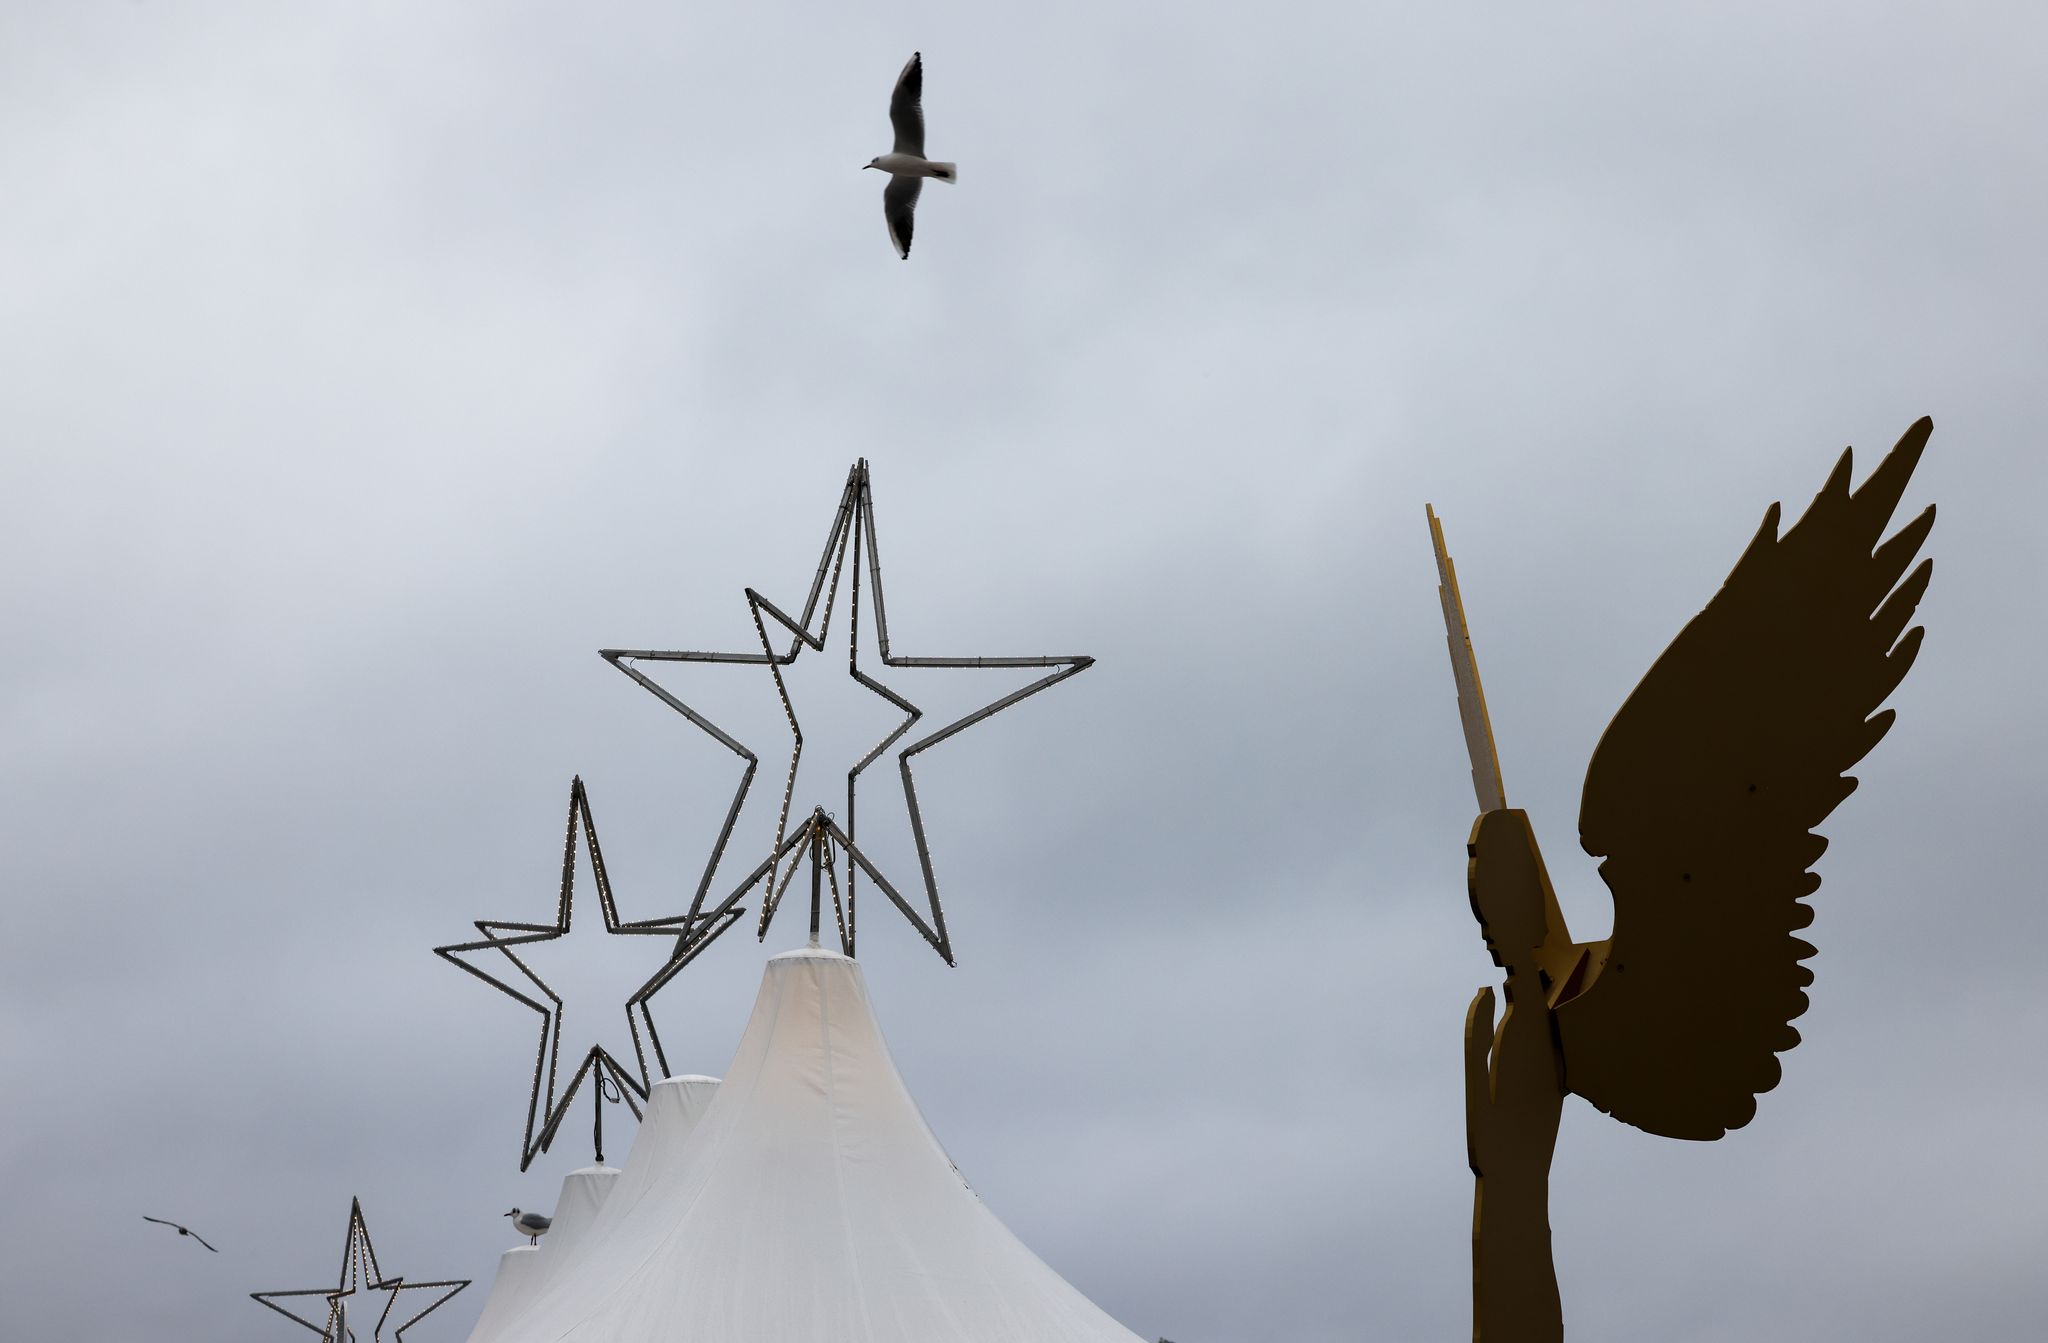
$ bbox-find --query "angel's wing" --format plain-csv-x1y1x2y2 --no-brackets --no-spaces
1555,418,1935,1139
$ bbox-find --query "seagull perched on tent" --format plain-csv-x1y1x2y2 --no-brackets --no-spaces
143,1215,219,1252
863,52,956,260
504,1208,552,1245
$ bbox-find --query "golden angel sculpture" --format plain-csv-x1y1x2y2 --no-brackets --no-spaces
1428,418,1936,1343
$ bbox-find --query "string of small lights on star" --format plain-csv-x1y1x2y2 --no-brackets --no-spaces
250,1197,468,1342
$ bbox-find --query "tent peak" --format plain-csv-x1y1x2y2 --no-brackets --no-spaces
769,946,853,964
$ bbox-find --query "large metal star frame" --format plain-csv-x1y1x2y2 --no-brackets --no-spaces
251,1197,468,1343
434,776,742,1171
603,459,1093,966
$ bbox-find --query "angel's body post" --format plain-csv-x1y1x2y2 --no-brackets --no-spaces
1465,809,1569,1343
1431,505,1571,1339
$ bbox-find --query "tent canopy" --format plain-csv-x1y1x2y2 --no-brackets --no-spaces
489,949,1141,1343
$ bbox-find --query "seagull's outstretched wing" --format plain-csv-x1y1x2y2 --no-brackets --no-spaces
889,52,924,157
883,176,921,260
144,1215,219,1251
1556,418,1935,1139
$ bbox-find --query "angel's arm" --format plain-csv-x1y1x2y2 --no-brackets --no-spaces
1464,985,1496,1175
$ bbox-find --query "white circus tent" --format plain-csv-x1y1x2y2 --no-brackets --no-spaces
483,948,1143,1343
464,1075,720,1343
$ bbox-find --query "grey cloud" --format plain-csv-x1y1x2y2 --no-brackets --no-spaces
2,3,2044,1341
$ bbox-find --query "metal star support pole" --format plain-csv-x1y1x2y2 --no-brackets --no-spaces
435,777,743,1171
251,1198,468,1343
603,459,1094,965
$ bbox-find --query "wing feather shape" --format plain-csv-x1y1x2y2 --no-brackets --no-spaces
890,52,924,156
1556,417,1935,1139
883,176,922,259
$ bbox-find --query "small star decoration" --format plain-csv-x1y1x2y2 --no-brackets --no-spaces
250,1197,467,1342
435,776,741,1171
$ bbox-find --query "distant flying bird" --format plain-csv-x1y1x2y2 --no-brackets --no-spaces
504,1208,552,1245
143,1215,218,1252
863,52,957,259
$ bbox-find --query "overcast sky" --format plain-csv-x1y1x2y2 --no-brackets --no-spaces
3,4,2044,1340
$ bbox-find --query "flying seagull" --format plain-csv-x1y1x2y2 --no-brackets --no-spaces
864,52,956,259
143,1215,219,1253
504,1208,552,1245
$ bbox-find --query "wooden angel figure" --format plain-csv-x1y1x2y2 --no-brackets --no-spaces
1429,418,1936,1342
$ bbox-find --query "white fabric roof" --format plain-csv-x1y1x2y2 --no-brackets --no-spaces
464,1168,617,1343
491,948,1142,1343
465,1076,720,1343
548,1166,618,1249
465,1245,542,1343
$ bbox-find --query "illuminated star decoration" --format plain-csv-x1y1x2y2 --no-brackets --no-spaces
250,1197,467,1343
435,776,742,1171
602,459,1093,966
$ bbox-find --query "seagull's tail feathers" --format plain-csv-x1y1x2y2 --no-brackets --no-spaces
926,161,958,183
